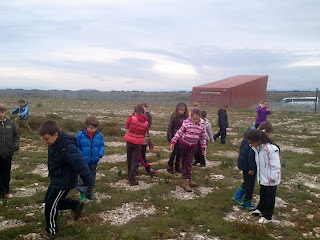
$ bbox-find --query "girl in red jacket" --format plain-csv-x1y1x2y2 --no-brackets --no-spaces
124,104,149,186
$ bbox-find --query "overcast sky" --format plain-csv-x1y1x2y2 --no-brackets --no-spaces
0,0,319,91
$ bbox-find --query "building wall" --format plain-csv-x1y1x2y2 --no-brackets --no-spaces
190,76,268,108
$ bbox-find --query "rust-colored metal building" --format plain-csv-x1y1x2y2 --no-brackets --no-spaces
190,75,268,108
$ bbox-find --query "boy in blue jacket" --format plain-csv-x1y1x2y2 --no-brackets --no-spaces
11,99,32,132
76,116,105,201
40,120,93,239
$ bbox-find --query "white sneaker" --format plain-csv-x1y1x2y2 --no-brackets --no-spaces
258,217,272,224
251,209,262,216
6,193,13,199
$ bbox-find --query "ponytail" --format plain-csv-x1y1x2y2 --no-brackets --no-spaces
247,129,276,145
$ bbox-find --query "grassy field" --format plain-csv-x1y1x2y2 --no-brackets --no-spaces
0,96,319,240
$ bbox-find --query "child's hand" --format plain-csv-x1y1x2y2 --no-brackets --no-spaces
202,150,205,155
248,170,255,175
170,144,174,150
270,178,276,183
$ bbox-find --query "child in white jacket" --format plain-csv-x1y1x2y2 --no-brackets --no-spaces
246,128,281,223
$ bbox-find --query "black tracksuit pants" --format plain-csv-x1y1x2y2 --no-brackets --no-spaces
257,185,277,220
44,186,79,235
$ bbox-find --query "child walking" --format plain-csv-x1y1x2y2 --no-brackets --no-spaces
246,128,281,223
0,103,20,199
233,121,274,211
213,105,229,144
40,120,93,238
170,108,207,192
193,110,214,167
254,99,271,129
76,116,105,201
11,99,32,132
167,102,189,174
124,104,149,186
137,103,155,177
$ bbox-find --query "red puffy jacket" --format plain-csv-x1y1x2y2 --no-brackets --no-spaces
124,113,148,145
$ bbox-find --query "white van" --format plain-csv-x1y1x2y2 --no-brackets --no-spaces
281,97,318,108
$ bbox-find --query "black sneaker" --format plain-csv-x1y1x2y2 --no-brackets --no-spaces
149,168,156,177
73,200,84,220
167,165,175,174
129,178,139,186
41,230,58,240
199,163,205,167
192,161,198,166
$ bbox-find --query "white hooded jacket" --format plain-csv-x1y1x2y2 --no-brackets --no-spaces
251,143,281,186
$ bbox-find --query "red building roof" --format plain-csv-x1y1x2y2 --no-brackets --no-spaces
195,75,268,89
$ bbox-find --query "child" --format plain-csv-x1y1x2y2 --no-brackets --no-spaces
76,116,105,201
213,105,229,144
170,108,207,192
247,128,281,223
233,121,274,211
0,103,20,199
137,133,156,177
138,103,155,177
167,102,189,174
124,104,149,186
193,110,214,167
11,99,32,132
254,99,271,129
40,120,93,238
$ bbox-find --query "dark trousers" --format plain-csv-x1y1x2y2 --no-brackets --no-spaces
0,156,12,197
77,162,97,195
179,142,197,179
44,186,79,235
254,123,259,129
194,140,207,165
168,141,180,166
214,128,227,144
126,142,142,179
257,185,277,220
240,170,256,201
138,145,152,174
138,145,150,168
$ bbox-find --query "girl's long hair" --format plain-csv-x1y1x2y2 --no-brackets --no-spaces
174,102,188,123
133,104,145,115
246,129,276,145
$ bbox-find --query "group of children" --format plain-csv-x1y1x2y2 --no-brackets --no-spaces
0,98,281,238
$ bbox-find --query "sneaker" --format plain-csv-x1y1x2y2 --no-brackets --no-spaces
167,165,175,174
192,161,198,166
6,193,13,199
251,209,262,217
41,230,58,240
129,178,139,186
199,163,205,167
258,217,272,224
73,200,85,220
149,168,156,177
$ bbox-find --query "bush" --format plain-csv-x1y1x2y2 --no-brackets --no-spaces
99,121,125,136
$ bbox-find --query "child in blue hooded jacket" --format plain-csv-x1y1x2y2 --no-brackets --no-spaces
76,116,105,201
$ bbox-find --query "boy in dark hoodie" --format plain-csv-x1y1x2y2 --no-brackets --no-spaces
213,105,229,144
0,103,20,199
40,120,93,239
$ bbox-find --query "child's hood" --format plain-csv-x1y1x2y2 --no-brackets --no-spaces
52,131,78,149
134,113,148,122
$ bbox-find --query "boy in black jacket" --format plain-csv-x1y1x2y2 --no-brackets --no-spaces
213,105,229,144
40,120,93,239
0,103,20,199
